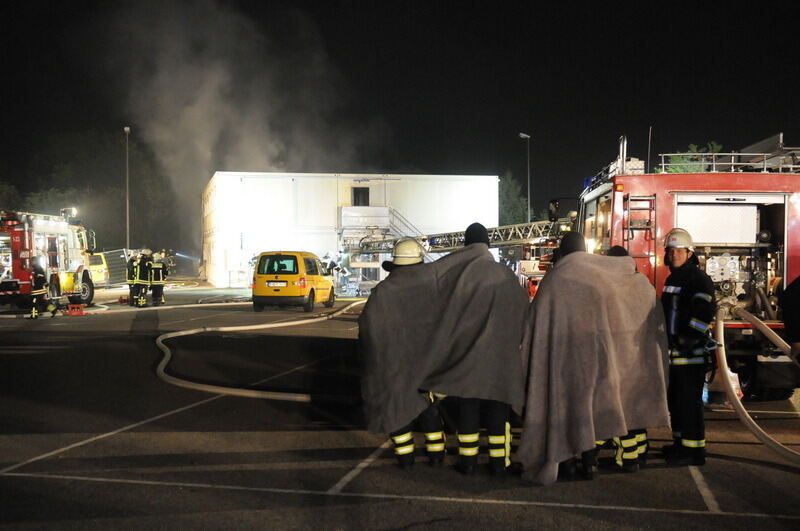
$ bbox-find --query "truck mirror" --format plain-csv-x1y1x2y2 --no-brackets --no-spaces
87,230,97,253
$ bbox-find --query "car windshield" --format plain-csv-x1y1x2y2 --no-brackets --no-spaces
258,255,298,275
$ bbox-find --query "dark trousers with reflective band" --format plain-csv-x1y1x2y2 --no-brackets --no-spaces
151,285,165,305
457,398,511,468
389,401,444,464
29,290,49,318
667,363,706,454
128,283,136,305
132,283,148,306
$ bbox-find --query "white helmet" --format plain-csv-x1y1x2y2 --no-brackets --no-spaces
152,252,162,261
392,238,425,266
664,228,694,250
142,248,153,256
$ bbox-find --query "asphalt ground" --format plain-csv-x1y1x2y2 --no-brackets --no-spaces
1,287,799,529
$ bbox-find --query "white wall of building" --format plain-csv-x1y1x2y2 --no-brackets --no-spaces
202,172,498,287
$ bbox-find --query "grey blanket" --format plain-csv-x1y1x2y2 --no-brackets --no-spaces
517,251,670,485
360,243,529,434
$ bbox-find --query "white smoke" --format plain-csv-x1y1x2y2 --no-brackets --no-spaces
105,0,385,249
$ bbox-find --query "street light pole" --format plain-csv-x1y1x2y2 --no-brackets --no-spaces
124,126,131,249
519,132,531,222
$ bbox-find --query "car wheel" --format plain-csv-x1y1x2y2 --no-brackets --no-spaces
253,302,264,312
304,290,315,313
324,288,335,308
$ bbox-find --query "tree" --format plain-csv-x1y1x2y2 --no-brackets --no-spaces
498,172,527,226
661,141,723,173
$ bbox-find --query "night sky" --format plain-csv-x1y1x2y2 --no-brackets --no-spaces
2,1,798,220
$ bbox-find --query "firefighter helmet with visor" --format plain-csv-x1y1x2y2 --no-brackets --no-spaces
664,228,694,250
392,238,425,266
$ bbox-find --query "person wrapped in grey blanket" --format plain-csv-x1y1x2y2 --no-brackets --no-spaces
518,233,670,485
360,223,529,473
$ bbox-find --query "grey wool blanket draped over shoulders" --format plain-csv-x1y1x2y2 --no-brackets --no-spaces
518,252,670,485
360,243,529,434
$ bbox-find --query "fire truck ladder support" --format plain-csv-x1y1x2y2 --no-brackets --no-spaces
359,220,562,254
714,307,800,466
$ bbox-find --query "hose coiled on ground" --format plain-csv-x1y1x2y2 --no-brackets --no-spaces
155,300,367,402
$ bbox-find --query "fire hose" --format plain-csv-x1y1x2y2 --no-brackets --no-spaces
713,306,800,464
155,300,366,403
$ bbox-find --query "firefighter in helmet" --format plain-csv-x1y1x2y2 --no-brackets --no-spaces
29,253,57,319
149,252,168,306
661,228,716,466
126,251,138,306
379,238,448,469
133,249,152,307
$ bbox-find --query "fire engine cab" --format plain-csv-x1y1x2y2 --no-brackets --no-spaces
0,208,97,308
577,134,800,400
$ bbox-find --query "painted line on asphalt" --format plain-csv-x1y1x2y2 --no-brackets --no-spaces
0,359,323,474
689,465,721,513
327,440,391,494
2,472,799,521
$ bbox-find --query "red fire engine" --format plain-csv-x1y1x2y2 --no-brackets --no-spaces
0,209,97,308
576,135,800,399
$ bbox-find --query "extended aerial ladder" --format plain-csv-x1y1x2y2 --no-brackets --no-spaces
358,219,571,254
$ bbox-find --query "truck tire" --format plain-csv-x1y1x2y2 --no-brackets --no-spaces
323,288,335,308
303,290,315,313
69,275,94,306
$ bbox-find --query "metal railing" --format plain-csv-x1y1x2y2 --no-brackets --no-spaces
658,151,800,173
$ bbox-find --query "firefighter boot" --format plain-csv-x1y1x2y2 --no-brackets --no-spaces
424,431,445,468
581,448,599,480
558,458,578,481
457,432,479,475
666,445,705,467
390,430,415,470
614,434,640,473
487,432,510,477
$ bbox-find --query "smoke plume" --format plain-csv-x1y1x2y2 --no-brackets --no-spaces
104,0,385,250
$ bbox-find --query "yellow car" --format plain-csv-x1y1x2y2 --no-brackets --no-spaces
252,251,335,312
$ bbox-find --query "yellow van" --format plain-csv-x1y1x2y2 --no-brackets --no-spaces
252,251,335,312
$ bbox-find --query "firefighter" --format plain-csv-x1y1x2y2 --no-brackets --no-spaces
661,228,716,466
380,238,448,469
606,245,649,471
28,254,57,319
126,252,138,306
454,223,517,477
133,249,152,307
149,252,168,306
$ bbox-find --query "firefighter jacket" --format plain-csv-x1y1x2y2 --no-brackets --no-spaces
133,258,151,285
31,263,48,296
126,258,137,285
149,261,168,285
661,261,716,365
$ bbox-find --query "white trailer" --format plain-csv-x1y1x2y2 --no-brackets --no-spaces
201,172,498,287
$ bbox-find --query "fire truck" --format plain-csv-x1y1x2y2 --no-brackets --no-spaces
0,208,97,308
576,134,800,399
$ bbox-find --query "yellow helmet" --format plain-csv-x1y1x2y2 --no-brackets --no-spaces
664,228,694,250
392,237,425,266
